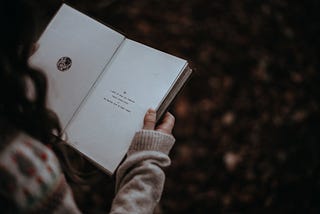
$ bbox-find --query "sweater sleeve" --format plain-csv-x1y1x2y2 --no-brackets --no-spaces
110,130,175,214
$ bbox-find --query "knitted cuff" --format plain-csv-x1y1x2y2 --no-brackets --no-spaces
128,130,175,155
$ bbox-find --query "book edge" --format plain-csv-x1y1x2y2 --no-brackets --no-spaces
156,64,193,122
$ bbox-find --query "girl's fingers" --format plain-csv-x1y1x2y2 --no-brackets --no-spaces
143,109,156,130
156,112,175,135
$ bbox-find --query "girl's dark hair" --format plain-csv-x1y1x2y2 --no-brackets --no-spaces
0,0,106,191
0,0,65,211
0,1,115,210
0,0,62,146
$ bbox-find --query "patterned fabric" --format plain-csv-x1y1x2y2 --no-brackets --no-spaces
0,133,69,212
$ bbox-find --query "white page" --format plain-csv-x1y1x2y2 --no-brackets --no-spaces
29,4,124,128
66,39,187,173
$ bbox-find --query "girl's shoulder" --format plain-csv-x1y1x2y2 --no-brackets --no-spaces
0,133,65,211
0,133,60,172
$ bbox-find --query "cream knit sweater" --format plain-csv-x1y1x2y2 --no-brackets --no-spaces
0,130,175,213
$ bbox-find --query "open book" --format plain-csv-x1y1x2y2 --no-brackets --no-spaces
29,4,192,174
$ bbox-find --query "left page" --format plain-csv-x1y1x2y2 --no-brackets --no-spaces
29,4,125,128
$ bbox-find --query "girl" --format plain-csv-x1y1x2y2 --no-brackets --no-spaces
0,0,175,213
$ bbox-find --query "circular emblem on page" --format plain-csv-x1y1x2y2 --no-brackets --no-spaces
57,57,72,72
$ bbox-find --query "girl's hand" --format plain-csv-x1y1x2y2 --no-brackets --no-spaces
143,109,175,135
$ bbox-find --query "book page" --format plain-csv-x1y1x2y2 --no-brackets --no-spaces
29,4,125,128
66,39,187,173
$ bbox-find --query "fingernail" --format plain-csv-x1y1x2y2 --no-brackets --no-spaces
148,109,155,114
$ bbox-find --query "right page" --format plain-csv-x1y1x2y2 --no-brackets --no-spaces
66,39,187,174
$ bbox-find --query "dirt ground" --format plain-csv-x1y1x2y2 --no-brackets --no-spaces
41,0,320,213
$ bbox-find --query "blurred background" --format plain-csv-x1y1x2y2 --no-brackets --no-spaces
38,0,319,213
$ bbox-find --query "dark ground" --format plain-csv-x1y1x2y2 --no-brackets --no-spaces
41,0,320,213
